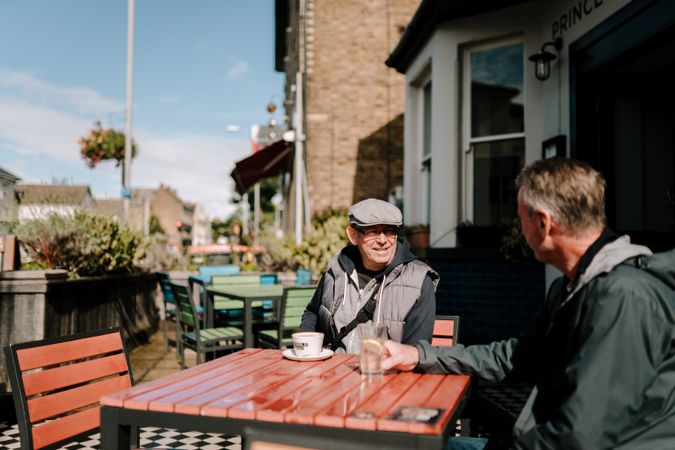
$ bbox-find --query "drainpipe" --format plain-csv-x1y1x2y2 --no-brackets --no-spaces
294,70,304,245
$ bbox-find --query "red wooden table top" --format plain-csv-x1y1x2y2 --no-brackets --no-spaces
101,348,470,436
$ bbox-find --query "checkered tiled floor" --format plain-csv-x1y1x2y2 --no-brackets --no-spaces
0,422,241,449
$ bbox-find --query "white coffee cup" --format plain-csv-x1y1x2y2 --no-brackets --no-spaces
291,332,324,357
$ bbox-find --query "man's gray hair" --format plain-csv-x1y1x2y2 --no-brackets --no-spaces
515,157,607,235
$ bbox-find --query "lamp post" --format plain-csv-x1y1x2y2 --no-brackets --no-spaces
123,0,135,224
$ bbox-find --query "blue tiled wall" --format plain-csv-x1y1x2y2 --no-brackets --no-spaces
428,249,546,345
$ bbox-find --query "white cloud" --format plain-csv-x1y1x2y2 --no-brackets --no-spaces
224,61,250,80
0,73,251,219
131,131,250,219
0,69,124,115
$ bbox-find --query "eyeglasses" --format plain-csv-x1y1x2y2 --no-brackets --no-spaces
354,226,399,240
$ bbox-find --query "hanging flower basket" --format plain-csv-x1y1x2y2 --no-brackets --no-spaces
79,121,138,168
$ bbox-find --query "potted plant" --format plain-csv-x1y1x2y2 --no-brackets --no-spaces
79,121,137,168
404,224,430,252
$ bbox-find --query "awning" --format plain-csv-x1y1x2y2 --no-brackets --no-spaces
230,139,292,194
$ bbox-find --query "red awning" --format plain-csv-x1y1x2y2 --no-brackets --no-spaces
230,139,292,194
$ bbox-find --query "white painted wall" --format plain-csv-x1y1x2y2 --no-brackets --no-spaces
403,0,633,248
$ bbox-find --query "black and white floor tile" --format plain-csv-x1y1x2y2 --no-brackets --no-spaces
0,422,241,450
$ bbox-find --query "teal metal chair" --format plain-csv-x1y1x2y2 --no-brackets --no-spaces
156,272,179,354
170,282,245,369
257,286,316,348
198,265,241,283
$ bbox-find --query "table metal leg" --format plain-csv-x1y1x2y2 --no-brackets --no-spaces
243,299,253,348
100,406,132,450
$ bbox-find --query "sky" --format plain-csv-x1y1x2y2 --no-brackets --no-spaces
0,0,285,220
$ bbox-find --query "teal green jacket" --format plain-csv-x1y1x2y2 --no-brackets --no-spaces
417,235,675,449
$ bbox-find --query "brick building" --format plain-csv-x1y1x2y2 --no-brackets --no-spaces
275,0,418,227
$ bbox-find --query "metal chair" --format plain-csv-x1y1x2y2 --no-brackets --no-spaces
4,328,136,450
257,286,316,348
156,271,179,354
170,282,245,369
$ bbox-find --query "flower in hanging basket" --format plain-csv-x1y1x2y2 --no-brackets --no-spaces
79,121,138,168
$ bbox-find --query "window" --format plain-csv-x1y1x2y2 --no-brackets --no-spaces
462,40,525,226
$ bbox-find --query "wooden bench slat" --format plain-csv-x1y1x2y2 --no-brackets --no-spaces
431,337,454,346
313,372,397,428
31,404,99,450
28,375,131,423
16,333,123,371
125,351,276,410
376,374,445,432
229,356,348,420
433,321,455,335
199,356,316,417
408,375,470,435
344,372,420,431
147,353,281,412
102,349,261,407
23,353,129,396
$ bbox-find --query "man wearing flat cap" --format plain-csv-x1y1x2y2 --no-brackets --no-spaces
300,198,439,353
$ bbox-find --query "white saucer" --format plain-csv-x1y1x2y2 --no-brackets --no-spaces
282,348,334,362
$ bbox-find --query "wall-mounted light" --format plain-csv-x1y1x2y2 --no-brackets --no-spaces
528,37,563,81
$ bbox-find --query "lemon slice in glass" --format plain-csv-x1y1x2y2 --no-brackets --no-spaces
361,338,385,355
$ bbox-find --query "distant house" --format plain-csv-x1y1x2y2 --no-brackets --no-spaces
186,202,211,247
16,184,93,221
133,185,194,251
93,198,124,218
0,167,21,230
95,185,209,252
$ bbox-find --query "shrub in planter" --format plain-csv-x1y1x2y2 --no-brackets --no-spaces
12,211,147,278
138,234,187,272
290,209,350,279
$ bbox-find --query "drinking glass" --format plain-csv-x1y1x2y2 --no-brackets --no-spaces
358,323,387,380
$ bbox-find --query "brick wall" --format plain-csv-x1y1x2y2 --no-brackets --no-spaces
428,249,547,345
301,0,417,214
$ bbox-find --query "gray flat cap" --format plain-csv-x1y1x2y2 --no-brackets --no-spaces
348,198,402,227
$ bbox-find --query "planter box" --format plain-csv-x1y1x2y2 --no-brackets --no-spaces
427,248,545,345
0,270,159,393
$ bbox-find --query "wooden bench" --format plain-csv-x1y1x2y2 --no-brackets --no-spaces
4,328,134,449
432,315,460,347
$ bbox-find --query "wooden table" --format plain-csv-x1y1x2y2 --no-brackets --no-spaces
100,349,471,450
206,285,284,347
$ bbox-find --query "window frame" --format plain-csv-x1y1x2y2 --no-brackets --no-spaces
461,37,526,224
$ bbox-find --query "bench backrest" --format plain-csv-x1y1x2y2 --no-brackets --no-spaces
171,282,199,330
156,271,175,303
280,287,316,333
431,315,460,347
4,328,133,450
212,274,261,287
198,265,241,283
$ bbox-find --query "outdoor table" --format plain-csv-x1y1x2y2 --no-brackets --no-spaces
206,285,284,347
100,348,472,450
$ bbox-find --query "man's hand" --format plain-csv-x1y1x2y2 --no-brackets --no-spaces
382,340,419,372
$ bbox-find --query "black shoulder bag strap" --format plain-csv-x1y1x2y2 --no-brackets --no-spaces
330,293,378,351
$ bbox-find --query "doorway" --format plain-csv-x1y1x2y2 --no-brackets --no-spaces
572,0,675,250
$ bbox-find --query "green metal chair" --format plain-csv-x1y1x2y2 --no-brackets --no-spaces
257,286,316,348
211,274,267,322
170,282,245,369
156,272,179,354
